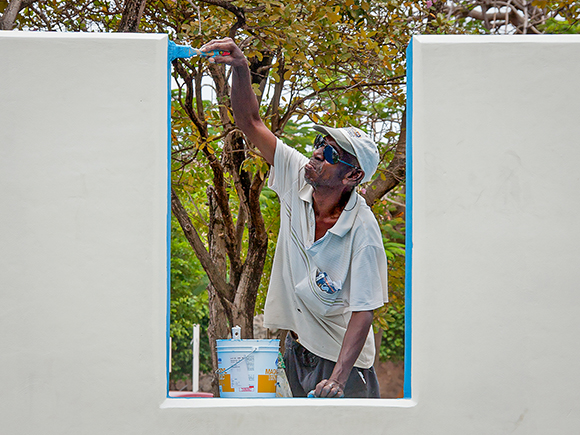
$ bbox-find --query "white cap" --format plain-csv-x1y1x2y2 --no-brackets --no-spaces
313,125,379,183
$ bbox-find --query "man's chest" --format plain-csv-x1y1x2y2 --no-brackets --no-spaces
314,215,339,242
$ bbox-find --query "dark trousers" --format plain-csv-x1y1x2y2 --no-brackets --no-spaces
283,333,381,398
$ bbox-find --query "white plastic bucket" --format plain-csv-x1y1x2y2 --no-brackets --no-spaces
216,328,280,398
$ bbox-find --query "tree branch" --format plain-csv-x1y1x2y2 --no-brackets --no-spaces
446,0,543,34
172,62,244,285
198,0,246,38
235,172,268,312
171,188,234,301
362,110,406,206
172,60,207,135
278,77,404,133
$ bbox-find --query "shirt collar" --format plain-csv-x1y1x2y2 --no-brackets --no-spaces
298,183,314,203
329,190,360,237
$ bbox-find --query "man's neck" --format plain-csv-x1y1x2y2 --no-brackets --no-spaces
311,186,352,242
311,186,352,220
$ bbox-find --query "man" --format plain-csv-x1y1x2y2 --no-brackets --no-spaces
202,38,388,398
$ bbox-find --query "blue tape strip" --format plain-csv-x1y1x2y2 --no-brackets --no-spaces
166,39,204,398
403,37,413,400
166,40,173,397
166,40,198,398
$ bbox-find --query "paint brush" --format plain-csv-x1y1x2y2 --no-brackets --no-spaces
168,41,230,61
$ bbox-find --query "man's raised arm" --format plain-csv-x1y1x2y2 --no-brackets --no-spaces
202,38,277,165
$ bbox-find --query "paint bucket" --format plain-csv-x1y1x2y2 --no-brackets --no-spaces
216,326,280,398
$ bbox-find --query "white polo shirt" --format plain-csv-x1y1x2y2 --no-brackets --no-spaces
263,139,388,369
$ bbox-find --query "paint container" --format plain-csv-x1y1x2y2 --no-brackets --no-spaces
216,326,280,398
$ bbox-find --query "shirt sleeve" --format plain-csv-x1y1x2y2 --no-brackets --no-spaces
268,138,309,197
346,244,389,312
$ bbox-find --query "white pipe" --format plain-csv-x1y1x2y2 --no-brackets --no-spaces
192,324,200,392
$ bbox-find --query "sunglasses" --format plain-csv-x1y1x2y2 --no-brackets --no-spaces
314,135,360,169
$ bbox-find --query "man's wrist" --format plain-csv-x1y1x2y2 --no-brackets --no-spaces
329,366,349,387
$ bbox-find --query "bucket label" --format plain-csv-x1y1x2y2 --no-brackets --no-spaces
218,373,235,393
257,368,277,394
229,356,253,390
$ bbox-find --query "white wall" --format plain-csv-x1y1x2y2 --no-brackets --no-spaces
0,32,169,433
0,32,579,435
409,35,580,433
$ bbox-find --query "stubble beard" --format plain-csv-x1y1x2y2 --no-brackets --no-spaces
304,172,318,188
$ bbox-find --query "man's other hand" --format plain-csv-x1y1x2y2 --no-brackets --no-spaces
314,379,345,398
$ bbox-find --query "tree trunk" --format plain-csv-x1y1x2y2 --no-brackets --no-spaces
0,0,36,30
207,283,229,397
207,186,230,396
117,0,147,32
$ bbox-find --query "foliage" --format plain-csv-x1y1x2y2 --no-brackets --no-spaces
167,4,416,386
539,17,580,33
170,216,212,379
370,189,406,361
254,186,279,314
378,303,406,362
14,0,124,31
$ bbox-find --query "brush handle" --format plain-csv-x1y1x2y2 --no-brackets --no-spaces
192,48,231,58
205,49,231,57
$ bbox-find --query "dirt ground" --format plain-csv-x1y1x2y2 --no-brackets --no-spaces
375,360,405,398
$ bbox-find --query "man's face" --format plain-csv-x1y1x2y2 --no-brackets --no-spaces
304,135,356,188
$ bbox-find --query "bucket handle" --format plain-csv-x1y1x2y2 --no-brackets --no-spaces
215,347,259,375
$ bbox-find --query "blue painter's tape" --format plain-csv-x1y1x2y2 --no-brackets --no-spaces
166,39,174,397
403,37,413,400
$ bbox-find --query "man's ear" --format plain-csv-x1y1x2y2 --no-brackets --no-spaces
343,168,365,187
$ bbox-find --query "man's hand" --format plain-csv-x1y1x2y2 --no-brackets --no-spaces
314,379,345,398
200,37,246,67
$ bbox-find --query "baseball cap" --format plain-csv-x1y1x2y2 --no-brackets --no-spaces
313,125,379,183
